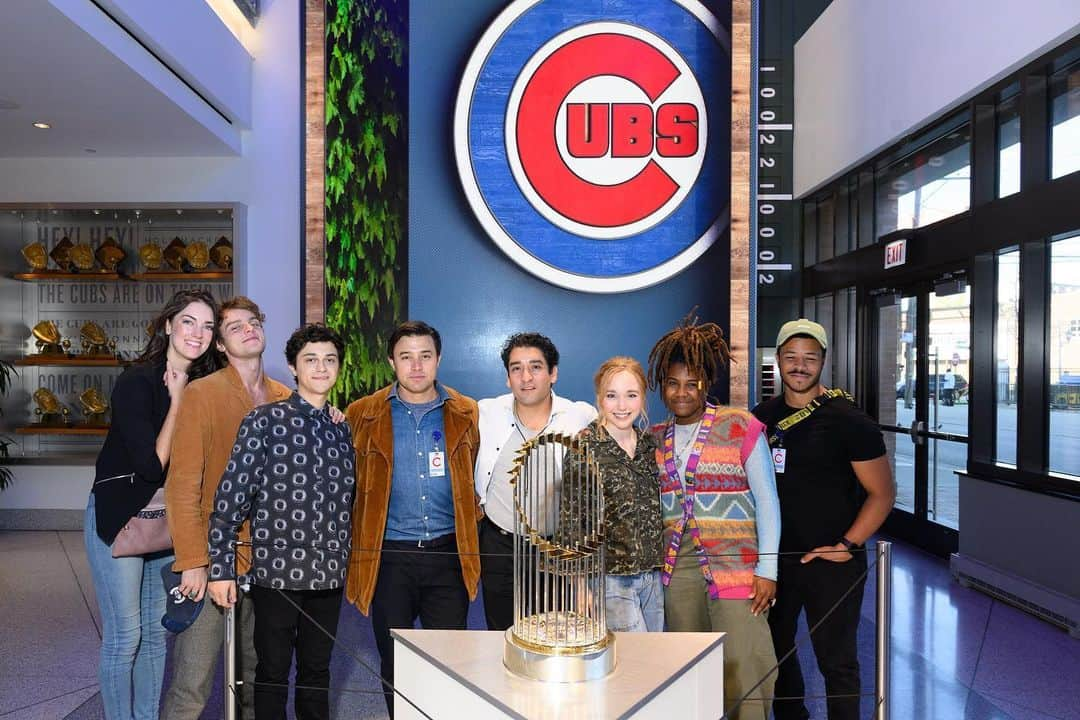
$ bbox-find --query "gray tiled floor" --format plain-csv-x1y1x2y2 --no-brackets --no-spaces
1,532,1077,719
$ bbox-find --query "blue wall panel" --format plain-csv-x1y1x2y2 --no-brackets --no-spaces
408,0,733,409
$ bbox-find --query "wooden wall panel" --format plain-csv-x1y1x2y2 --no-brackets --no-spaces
729,0,752,407
304,0,326,323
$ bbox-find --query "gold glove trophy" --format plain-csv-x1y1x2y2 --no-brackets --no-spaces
78,322,118,357
210,236,232,270
138,242,164,271
185,241,210,270
32,387,71,426
31,321,70,356
79,387,109,426
96,237,126,272
504,432,614,682
49,237,74,271
21,242,48,271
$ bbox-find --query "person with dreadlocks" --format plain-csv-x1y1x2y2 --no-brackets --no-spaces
647,313,781,720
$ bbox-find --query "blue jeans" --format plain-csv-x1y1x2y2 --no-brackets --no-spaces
605,570,664,632
84,494,173,720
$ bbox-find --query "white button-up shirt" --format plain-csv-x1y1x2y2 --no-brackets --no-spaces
474,391,597,532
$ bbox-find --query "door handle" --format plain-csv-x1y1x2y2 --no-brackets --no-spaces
909,420,926,446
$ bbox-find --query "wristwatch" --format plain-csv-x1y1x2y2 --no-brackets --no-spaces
837,536,858,551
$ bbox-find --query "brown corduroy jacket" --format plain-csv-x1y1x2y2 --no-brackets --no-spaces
165,364,291,573
344,384,481,615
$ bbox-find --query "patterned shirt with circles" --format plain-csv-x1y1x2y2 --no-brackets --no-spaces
209,392,356,591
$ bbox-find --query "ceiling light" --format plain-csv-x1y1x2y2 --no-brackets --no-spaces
84,148,97,154
32,122,51,129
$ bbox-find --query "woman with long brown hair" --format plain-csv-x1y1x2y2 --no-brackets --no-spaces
84,289,223,720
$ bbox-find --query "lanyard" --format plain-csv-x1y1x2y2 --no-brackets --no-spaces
660,404,720,597
768,388,853,446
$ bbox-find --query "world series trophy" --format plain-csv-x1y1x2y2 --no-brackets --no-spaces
503,432,615,682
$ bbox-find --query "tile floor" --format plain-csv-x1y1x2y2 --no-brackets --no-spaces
0,531,1076,719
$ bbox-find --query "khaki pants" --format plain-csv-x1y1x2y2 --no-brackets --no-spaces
161,589,256,720
665,546,776,720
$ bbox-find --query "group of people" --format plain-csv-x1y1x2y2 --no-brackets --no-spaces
86,291,895,720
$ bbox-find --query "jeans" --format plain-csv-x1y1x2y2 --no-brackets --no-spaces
249,586,343,720
664,543,776,720
770,555,868,720
84,494,173,720
479,516,514,631
605,571,664,632
161,586,256,720
371,535,469,717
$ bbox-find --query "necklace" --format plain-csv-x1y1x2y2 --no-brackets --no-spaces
513,406,552,444
673,419,702,463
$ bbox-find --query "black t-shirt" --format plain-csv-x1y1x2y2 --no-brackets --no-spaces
752,394,886,555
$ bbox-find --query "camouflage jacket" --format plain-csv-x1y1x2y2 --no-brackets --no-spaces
562,421,663,575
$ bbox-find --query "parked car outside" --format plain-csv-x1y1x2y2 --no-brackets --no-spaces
895,374,968,400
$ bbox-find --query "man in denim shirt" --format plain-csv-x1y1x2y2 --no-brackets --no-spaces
344,321,480,717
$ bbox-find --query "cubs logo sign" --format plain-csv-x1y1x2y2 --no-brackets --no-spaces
455,0,729,293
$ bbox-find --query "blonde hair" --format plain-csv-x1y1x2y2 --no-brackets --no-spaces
593,356,649,429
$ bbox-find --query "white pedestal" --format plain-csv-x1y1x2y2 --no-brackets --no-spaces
392,629,724,720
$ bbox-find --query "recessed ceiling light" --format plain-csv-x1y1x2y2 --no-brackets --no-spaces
32,122,51,129
84,148,97,154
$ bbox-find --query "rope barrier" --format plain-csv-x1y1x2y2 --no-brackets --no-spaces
227,547,436,720
235,538,869,560
219,542,886,718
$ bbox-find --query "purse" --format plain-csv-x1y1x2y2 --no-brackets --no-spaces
104,474,172,558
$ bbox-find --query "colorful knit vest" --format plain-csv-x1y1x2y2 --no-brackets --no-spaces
652,408,761,595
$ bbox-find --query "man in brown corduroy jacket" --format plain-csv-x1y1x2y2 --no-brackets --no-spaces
162,296,290,720
345,320,480,718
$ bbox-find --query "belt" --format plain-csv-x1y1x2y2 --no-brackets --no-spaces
383,532,457,550
482,515,512,537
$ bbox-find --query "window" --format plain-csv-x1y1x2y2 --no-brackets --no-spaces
998,85,1021,197
995,248,1020,466
1049,232,1080,477
817,195,835,262
802,202,817,267
1051,58,1080,179
876,121,971,238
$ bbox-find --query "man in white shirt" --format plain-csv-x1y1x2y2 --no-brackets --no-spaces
474,333,596,630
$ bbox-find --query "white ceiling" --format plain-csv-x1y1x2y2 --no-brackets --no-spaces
0,0,239,157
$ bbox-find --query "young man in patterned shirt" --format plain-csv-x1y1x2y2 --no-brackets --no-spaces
206,324,355,720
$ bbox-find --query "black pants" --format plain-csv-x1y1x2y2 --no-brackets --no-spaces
371,534,469,717
769,554,868,720
479,516,514,631
248,585,343,720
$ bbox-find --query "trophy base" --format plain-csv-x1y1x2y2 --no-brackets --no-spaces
503,628,615,683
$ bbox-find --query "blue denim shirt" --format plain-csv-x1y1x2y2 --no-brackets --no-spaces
385,383,456,541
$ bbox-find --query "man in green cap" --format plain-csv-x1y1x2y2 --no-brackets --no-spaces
751,318,895,720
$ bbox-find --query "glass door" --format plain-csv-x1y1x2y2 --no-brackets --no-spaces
872,279,970,550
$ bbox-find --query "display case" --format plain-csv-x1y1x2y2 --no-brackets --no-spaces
0,207,236,462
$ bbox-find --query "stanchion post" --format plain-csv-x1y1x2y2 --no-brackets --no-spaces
875,540,892,720
224,603,237,720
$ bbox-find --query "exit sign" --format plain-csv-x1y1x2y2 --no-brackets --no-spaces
884,238,907,269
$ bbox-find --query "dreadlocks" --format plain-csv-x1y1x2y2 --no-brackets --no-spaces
647,310,733,390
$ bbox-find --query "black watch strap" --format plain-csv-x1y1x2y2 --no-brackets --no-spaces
838,536,857,551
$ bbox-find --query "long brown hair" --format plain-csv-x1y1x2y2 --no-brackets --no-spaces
135,290,224,380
